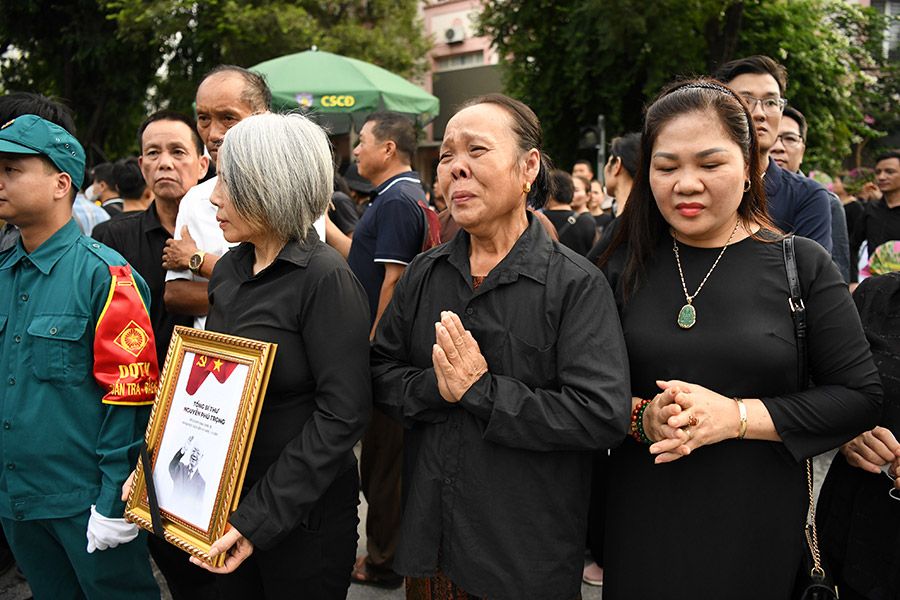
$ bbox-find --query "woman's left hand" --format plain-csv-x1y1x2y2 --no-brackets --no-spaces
649,380,740,464
189,525,253,574
432,311,488,403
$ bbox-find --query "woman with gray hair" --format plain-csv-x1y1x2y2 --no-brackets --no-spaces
189,113,372,599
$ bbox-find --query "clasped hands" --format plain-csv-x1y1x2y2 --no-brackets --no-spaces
432,311,488,403
841,426,900,490
639,380,740,464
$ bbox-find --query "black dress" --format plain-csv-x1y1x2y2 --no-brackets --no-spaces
600,233,881,600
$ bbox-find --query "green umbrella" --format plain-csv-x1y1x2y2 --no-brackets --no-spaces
250,49,439,130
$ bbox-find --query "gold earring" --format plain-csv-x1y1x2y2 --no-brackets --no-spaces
743,179,751,193
523,181,532,193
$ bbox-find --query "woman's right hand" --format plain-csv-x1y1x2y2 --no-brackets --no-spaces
840,426,900,475
640,387,689,453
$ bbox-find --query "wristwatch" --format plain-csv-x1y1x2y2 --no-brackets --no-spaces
188,250,206,274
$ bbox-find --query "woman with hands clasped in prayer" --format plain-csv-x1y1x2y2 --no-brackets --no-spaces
371,94,631,600
595,79,882,599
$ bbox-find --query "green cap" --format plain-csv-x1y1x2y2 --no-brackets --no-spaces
0,114,85,190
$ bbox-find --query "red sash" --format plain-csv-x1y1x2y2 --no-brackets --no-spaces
93,265,159,405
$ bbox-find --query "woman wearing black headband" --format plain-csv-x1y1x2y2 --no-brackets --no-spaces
595,79,881,599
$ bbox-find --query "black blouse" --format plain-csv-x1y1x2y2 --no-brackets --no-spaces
599,232,882,599
206,234,371,550
371,214,631,600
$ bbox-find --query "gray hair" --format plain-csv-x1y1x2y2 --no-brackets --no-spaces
218,113,333,242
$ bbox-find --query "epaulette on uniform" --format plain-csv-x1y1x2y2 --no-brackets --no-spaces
76,236,129,269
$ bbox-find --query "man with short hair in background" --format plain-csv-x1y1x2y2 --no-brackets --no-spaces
715,55,833,252
851,150,900,279
572,158,594,182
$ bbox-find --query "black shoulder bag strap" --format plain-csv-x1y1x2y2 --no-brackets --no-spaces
783,235,808,387
140,443,165,539
784,235,839,600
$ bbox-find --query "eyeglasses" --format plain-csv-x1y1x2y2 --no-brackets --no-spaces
776,133,804,147
740,94,787,115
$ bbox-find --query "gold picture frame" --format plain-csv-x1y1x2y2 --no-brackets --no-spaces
125,326,276,567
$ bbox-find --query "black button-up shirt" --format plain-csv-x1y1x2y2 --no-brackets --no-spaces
371,214,631,600
206,234,372,550
92,202,192,366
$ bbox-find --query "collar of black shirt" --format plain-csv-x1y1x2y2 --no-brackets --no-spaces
231,229,321,277
434,211,551,289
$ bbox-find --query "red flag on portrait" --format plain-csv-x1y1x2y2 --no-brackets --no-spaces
185,353,238,395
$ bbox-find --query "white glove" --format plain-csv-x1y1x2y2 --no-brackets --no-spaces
86,505,140,553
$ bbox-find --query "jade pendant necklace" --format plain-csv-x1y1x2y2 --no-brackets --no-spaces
672,220,740,329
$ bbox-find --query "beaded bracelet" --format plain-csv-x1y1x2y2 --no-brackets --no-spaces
630,399,653,444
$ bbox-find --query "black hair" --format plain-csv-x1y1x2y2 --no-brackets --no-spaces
875,150,900,165
713,55,788,96
137,110,204,156
0,92,77,134
782,106,807,140
91,162,115,186
459,93,555,209
550,169,575,204
573,159,594,172
113,157,146,200
598,78,777,297
200,65,272,112
609,132,641,178
364,111,417,166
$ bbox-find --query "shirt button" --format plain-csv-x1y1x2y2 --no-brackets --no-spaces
14,514,22,521
7,378,14,386
6,463,14,470
465,307,474,315
19,293,28,302
92,243,100,249
49,327,58,335
3,422,10,430
13,335,21,343
443,477,452,485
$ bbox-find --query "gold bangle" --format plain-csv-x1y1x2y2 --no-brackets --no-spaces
734,397,748,440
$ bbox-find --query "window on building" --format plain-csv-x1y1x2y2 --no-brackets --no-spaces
435,51,485,72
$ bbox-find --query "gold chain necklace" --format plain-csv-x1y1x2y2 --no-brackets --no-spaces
672,220,740,329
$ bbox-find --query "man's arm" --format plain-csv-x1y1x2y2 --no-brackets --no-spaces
371,262,406,339
164,280,209,316
793,184,833,253
162,226,220,278
324,213,352,259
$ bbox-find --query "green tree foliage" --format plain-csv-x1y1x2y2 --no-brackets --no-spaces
106,0,431,130
0,0,159,164
0,0,430,160
480,0,894,172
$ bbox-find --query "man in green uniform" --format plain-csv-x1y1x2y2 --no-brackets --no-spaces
0,114,160,599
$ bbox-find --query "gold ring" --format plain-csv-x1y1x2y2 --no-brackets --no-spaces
688,414,698,427
682,427,692,439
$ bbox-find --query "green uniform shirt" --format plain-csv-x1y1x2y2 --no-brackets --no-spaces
0,219,153,521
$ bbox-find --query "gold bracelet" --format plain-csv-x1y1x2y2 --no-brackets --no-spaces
734,397,748,440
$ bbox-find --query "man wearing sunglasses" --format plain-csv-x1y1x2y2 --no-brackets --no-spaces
715,56,833,253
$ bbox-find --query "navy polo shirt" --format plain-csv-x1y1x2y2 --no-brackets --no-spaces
347,171,425,325
765,158,832,252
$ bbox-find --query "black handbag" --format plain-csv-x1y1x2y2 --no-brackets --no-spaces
784,236,840,600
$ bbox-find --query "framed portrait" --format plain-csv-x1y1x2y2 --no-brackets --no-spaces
125,326,276,567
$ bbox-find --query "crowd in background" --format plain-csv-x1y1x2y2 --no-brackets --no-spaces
0,51,899,600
